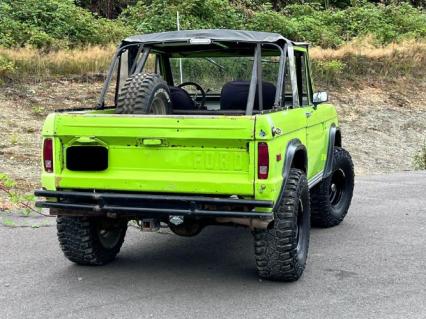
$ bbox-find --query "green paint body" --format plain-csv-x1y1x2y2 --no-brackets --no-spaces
40,103,338,213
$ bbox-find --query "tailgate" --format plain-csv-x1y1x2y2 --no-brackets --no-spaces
47,113,256,196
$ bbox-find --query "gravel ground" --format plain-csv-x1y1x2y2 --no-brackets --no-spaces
331,80,426,175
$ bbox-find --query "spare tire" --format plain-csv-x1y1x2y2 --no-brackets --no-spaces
116,73,171,114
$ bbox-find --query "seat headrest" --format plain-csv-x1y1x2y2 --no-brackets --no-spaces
169,86,195,110
220,81,276,110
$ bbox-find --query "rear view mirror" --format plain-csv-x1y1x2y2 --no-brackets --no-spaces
313,91,328,105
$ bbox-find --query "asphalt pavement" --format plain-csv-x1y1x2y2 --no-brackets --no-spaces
0,171,425,319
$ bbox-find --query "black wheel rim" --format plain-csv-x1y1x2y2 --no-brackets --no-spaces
96,220,123,249
329,168,346,207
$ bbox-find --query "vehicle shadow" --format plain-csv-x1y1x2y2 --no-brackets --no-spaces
64,226,271,287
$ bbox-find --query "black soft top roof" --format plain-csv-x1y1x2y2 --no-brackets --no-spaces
124,29,292,45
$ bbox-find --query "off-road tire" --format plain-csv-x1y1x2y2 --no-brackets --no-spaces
57,215,127,265
116,73,171,114
253,168,311,282
310,147,354,228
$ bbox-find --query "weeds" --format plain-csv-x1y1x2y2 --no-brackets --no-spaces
2,218,16,228
0,54,15,77
9,134,18,145
0,173,47,217
413,143,426,170
0,45,114,81
31,105,46,117
311,60,345,85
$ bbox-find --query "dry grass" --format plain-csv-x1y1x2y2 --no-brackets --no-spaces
0,45,115,81
311,37,426,60
1,38,425,84
310,38,426,84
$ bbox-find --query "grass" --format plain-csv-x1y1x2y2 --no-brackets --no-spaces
31,105,46,117
0,45,115,81
2,218,16,228
310,38,426,85
0,173,42,216
413,143,426,170
9,134,18,145
0,37,425,85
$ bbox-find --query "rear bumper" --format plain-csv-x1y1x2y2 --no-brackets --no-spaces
34,190,274,218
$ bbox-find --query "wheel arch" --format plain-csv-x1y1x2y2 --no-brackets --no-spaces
274,139,307,211
284,139,308,175
335,128,342,147
323,124,341,178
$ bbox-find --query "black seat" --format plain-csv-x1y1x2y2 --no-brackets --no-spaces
169,86,195,110
220,81,276,110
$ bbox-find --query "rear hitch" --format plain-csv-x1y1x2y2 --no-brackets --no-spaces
138,219,160,232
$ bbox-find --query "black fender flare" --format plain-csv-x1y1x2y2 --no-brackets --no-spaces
274,139,307,211
323,124,341,179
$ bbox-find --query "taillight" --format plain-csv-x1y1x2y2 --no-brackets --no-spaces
43,138,53,173
258,142,269,179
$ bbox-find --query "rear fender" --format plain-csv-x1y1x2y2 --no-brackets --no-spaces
274,139,307,211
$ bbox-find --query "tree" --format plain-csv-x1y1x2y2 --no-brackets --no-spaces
75,0,137,18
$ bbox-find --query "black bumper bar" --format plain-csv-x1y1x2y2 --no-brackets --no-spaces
34,190,274,218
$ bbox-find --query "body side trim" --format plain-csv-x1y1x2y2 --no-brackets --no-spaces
308,170,324,189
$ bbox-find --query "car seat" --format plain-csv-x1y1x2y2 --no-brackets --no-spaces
220,80,276,110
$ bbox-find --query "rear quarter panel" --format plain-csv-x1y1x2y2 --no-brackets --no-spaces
253,104,338,210
254,108,307,208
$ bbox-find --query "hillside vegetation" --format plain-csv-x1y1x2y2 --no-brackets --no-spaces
0,0,425,83
0,0,425,49
1,38,425,86
0,0,424,84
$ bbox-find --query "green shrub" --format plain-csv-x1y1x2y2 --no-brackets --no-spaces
0,0,132,49
247,3,426,47
311,59,346,85
120,0,246,33
120,1,425,48
0,0,425,50
413,143,426,170
247,10,295,36
0,55,15,79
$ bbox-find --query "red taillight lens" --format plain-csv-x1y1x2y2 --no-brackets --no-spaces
43,138,53,173
258,142,269,179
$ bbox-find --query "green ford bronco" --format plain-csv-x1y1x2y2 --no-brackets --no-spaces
35,30,354,281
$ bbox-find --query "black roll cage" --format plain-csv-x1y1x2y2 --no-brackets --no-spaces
97,39,305,115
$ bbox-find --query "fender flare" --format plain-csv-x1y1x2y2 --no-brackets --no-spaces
323,124,341,179
274,139,307,211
